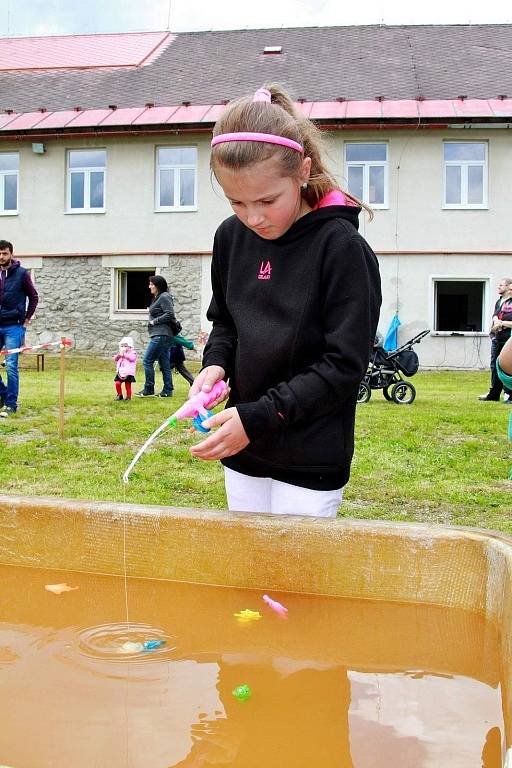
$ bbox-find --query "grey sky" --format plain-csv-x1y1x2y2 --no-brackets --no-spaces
1,0,511,37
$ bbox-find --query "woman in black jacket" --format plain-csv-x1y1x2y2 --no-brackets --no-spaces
136,275,177,398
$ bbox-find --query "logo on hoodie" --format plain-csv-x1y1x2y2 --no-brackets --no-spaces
258,260,272,280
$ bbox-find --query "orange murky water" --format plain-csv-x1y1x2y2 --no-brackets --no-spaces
0,563,504,768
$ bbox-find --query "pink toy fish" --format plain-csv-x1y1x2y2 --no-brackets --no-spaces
262,594,288,616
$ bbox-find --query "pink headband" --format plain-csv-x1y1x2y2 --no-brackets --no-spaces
211,133,303,153
211,87,304,154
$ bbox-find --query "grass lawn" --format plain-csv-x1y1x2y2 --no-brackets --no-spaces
1,355,511,533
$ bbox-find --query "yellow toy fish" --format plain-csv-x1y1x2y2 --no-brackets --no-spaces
234,609,262,623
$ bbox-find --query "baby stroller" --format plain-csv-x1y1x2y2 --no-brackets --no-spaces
357,329,430,404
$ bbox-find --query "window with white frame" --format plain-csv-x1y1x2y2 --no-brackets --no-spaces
115,269,155,311
156,146,197,210
443,142,487,208
345,143,387,207
0,152,19,214
67,149,106,212
433,279,487,333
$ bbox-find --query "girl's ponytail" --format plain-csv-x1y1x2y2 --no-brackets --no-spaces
211,82,372,219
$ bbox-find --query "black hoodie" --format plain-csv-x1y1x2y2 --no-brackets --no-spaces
202,204,381,490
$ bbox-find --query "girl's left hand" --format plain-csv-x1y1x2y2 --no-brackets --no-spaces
189,407,249,460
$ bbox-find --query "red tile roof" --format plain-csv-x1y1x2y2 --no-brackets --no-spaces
2,111,48,129
0,112,19,127
131,106,180,125
65,108,112,128
98,106,148,126
0,99,511,135
0,31,175,72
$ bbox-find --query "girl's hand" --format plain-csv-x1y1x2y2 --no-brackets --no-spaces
190,407,249,461
190,365,230,408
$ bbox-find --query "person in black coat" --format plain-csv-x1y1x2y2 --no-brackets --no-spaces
169,338,195,386
479,277,512,402
136,275,177,398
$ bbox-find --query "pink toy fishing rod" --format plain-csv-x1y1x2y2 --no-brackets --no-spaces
123,380,228,483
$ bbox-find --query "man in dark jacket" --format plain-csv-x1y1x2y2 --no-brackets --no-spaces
479,277,512,402
0,240,39,417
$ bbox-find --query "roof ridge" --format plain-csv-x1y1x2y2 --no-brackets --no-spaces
177,22,512,33
2,22,512,43
0,30,170,42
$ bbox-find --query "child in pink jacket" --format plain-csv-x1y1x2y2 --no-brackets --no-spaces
113,336,137,401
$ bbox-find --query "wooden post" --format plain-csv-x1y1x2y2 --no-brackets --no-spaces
58,337,66,439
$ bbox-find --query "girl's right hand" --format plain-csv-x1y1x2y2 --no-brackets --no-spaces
190,365,229,407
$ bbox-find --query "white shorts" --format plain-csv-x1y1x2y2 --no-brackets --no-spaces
224,467,343,518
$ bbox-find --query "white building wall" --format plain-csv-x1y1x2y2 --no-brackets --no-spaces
1,135,231,253
328,128,512,251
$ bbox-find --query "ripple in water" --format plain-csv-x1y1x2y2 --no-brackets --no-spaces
76,622,176,663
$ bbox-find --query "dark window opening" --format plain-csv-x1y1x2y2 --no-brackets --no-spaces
435,280,484,332
118,269,155,310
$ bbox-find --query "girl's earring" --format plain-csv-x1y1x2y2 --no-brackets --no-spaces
301,181,308,190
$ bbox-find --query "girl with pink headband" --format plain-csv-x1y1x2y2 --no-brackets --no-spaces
189,82,381,517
